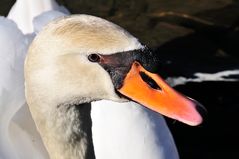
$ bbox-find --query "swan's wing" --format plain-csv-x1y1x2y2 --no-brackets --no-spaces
7,0,69,34
0,17,26,159
91,100,179,159
0,17,48,159
0,8,68,159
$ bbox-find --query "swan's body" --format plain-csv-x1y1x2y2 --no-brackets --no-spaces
0,1,67,159
0,16,49,159
91,100,178,159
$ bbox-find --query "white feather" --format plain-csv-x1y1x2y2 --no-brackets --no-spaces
0,0,69,159
91,100,179,159
7,0,69,34
0,16,46,159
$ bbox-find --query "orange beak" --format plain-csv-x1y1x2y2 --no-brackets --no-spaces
118,61,203,126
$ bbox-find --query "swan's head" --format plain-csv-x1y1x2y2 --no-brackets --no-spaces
25,15,203,126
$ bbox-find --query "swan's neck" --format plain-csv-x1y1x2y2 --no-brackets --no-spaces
33,103,95,159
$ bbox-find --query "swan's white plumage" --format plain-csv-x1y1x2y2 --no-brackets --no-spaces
91,100,179,159
0,17,49,159
33,10,67,33
0,1,69,159
7,0,69,34
0,17,28,159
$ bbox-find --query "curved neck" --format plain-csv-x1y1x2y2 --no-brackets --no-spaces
33,103,95,159
72,103,95,159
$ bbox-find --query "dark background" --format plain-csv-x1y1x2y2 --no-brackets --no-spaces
1,0,239,159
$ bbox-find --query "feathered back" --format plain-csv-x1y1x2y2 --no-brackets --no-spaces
0,17,35,159
0,0,69,158
7,0,69,34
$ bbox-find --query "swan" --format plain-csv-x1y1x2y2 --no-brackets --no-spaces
0,0,203,159
24,14,203,159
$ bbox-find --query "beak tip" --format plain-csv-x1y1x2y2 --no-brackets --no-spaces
194,102,207,125
184,99,206,126
175,98,206,126
178,111,203,126
188,115,203,126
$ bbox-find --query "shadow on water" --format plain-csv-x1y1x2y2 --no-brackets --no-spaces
153,25,239,78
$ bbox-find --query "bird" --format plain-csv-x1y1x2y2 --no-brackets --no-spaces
24,14,203,159
0,1,204,159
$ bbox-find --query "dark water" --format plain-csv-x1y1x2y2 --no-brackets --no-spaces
168,81,239,159
1,0,239,158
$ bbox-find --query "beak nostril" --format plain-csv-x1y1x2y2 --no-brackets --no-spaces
134,62,140,67
139,71,162,91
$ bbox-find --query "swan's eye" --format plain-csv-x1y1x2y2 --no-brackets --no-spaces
88,54,100,62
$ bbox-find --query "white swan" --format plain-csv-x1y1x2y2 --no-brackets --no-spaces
24,14,202,159
0,1,203,159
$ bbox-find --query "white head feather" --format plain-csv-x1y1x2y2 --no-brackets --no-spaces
25,14,144,109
